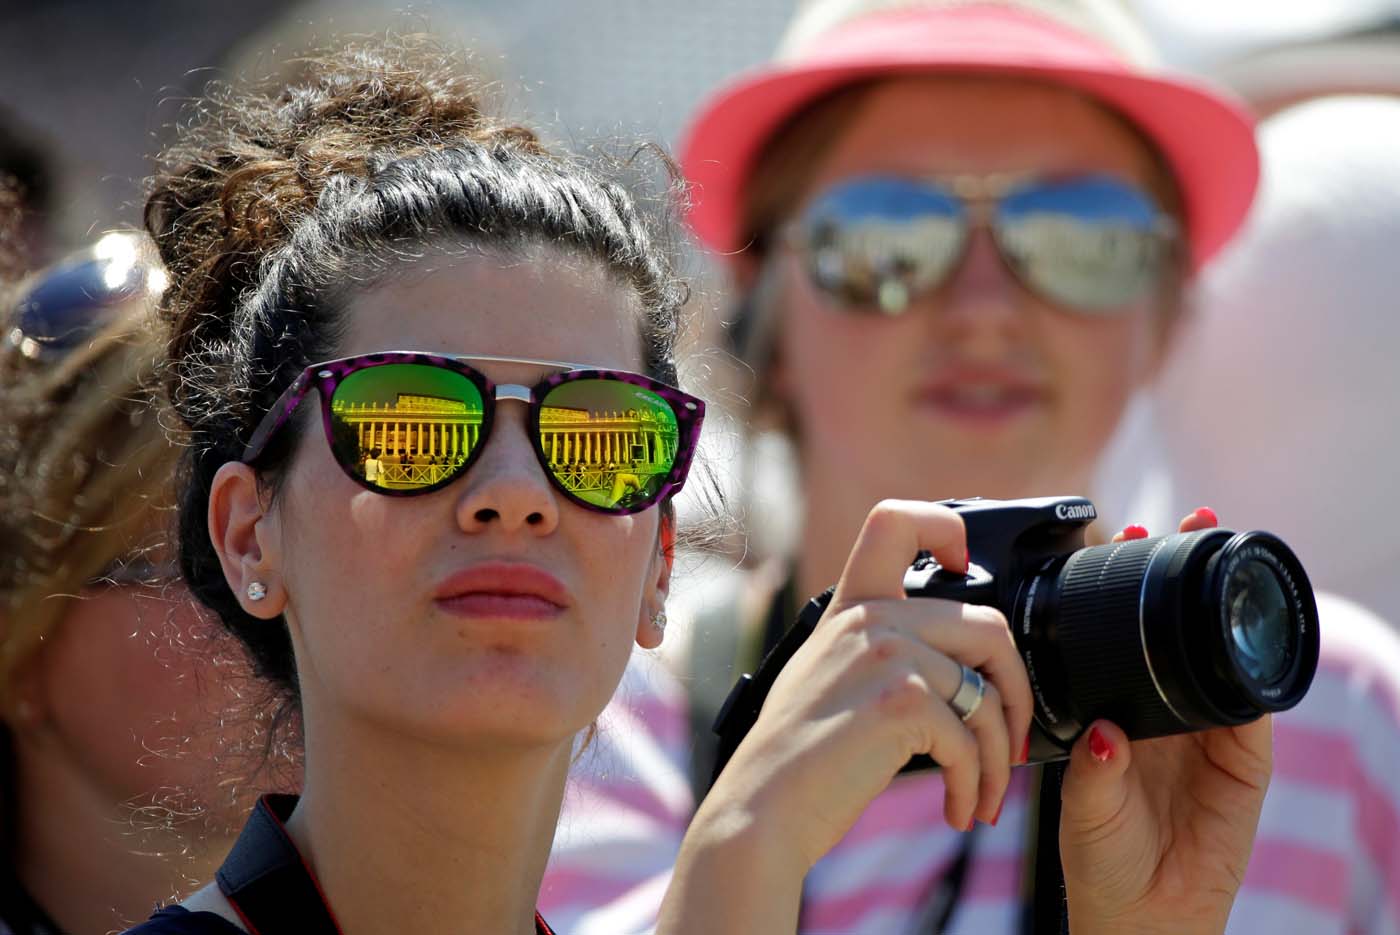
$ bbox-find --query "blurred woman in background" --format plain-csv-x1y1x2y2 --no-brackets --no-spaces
541,1,1400,933
0,230,278,934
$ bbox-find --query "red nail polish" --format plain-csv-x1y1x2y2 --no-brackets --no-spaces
1018,735,1030,765
965,818,976,832
1088,726,1114,763
1194,506,1218,526
991,799,1004,827
1122,524,1149,540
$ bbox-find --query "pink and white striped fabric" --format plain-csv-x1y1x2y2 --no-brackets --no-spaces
539,592,1400,935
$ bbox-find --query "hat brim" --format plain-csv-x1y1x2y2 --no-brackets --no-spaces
681,54,1258,270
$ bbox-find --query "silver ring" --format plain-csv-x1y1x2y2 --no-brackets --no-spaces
948,665,986,722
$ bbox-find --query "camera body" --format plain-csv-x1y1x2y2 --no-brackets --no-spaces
905,495,1318,765
902,495,1106,764
710,495,1320,779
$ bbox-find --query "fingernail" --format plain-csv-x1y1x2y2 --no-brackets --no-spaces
1018,734,1030,765
1194,506,1218,525
1088,726,1114,763
962,547,971,573
965,818,975,833
991,799,1004,827
1122,524,1149,540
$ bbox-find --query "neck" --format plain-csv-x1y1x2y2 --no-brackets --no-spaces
284,708,569,935
12,729,231,934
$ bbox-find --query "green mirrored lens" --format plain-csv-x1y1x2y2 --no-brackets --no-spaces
539,379,679,510
329,364,485,491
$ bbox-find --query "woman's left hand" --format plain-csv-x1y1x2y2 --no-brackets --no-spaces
1060,508,1273,935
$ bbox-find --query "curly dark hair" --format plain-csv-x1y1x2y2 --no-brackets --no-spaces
144,36,691,720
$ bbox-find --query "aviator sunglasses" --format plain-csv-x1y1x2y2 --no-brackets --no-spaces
785,173,1178,315
242,352,705,515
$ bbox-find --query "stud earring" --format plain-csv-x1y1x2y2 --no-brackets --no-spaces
651,610,667,633
246,581,268,602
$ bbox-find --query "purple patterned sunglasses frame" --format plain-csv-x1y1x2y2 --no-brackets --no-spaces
242,351,706,515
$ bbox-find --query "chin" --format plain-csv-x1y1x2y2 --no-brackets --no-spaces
401,661,601,744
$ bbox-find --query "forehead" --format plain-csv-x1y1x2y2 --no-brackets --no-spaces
336,243,645,372
807,75,1169,191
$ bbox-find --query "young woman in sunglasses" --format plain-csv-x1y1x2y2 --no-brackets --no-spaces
0,229,282,934
542,1,1400,934
117,34,1272,935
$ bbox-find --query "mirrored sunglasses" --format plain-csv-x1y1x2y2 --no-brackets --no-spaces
243,352,705,515
5,231,168,360
786,173,1178,315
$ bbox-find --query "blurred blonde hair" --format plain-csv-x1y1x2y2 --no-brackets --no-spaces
0,233,176,707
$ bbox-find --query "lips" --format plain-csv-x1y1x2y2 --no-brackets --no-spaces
433,562,572,620
914,366,1046,424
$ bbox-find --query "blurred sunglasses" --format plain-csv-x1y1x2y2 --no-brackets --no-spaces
243,352,705,515
5,231,168,360
785,173,1178,315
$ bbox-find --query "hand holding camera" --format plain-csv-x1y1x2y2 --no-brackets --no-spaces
706,499,1033,868
689,497,1313,935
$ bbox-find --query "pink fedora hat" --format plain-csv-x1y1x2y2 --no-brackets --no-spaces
679,1,1259,270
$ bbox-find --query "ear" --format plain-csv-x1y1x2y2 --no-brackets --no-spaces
208,462,287,619
635,514,676,650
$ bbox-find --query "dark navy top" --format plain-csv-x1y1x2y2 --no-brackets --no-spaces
122,794,556,935
124,907,243,934
127,906,557,933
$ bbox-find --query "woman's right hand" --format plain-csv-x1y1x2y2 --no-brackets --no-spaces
660,500,1033,932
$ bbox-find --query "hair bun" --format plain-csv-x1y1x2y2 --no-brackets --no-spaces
146,36,546,423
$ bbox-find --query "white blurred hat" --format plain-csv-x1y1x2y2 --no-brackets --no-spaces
1129,0,1400,104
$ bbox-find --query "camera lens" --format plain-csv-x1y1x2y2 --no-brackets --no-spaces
1224,558,1295,686
1014,528,1319,749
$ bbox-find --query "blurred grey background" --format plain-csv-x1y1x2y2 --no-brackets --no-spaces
0,0,798,251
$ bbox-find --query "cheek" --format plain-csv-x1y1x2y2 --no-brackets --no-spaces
573,515,657,634
1044,309,1157,437
278,441,393,593
775,281,918,438
39,595,237,796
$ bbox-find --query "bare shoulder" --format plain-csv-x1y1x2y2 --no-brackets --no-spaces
181,883,246,931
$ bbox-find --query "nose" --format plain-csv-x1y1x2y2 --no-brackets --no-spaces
454,402,559,536
929,223,1027,350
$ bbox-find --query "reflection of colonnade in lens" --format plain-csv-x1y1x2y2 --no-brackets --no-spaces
332,394,677,495
1000,213,1160,273
822,214,963,276
333,394,482,487
540,404,677,501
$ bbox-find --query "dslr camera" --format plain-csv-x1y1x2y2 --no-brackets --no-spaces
712,496,1319,774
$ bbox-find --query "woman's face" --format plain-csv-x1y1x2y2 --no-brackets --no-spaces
769,77,1178,503
256,248,668,751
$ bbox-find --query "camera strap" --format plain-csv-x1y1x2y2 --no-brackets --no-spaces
1022,764,1070,935
215,795,556,935
710,586,833,784
215,795,343,935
